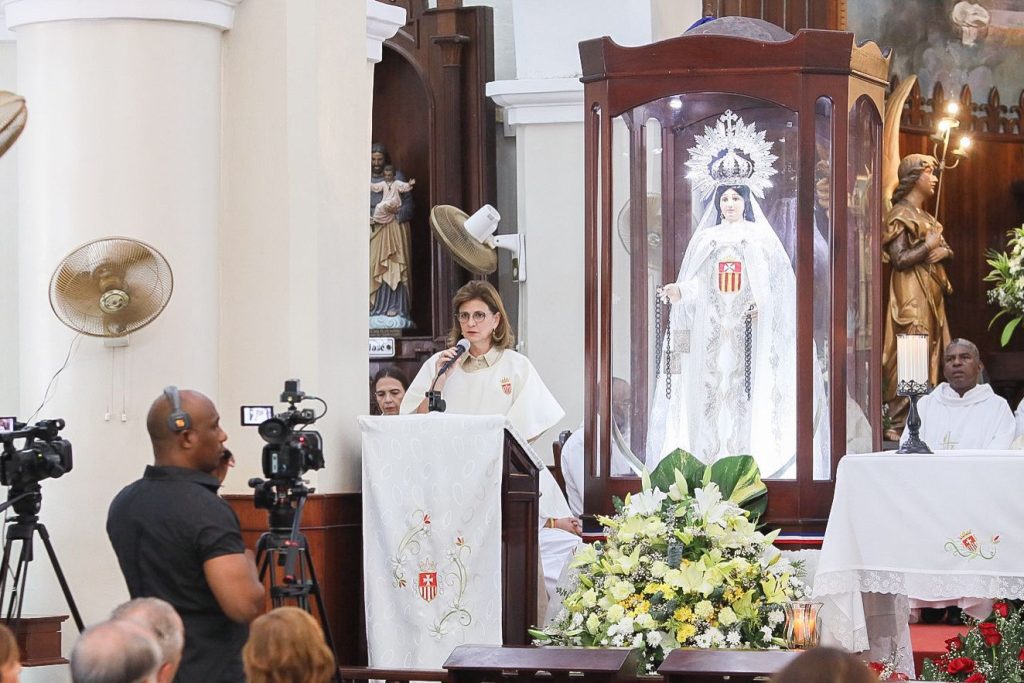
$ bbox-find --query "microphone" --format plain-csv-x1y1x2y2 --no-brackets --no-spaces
427,339,470,413
436,339,470,378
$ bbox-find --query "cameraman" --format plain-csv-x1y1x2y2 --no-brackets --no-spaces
107,389,264,683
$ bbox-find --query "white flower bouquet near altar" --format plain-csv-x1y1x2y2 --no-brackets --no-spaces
531,452,805,673
985,224,1024,346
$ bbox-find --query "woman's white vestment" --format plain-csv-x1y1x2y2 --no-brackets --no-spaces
402,348,579,598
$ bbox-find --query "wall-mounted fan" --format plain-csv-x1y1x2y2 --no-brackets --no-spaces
0,91,27,159
49,237,174,338
617,193,663,271
429,204,526,281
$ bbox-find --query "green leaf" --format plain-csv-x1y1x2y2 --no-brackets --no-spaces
1002,316,1022,347
989,309,1009,330
649,449,705,494
708,455,766,507
528,629,551,641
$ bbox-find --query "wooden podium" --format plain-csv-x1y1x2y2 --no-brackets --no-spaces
359,414,541,668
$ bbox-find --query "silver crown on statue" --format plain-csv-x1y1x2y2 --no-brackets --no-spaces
686,109,778,200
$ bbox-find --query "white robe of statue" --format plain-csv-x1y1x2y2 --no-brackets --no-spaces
647,204,828,479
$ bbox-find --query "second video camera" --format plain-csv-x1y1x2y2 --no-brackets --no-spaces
0,418,73,491
242,380,324,482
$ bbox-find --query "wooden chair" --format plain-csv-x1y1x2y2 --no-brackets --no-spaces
985,351,1024,409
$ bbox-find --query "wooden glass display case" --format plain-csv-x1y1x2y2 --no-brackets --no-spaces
578,19,890,531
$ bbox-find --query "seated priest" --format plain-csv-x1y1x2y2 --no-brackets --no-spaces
402,281,582,601
900,338,1015,451
561,377,641,517
903,338,1014,624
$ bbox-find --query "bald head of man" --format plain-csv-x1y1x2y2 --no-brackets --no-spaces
145,389,227,474
71,619,162,683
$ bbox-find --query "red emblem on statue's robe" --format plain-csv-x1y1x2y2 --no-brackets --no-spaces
418,571,438,602
718,261,742,292
500,377,512,395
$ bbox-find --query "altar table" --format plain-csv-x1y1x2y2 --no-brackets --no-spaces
812,451,1024,671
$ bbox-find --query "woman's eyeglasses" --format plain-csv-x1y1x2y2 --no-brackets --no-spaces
457,311,490,323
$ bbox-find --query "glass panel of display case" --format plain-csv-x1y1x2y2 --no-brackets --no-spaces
610,93,804,481
846,96,880,453
609,117,663,478
813,97,833,480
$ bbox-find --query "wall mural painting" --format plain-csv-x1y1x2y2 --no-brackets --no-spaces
849,0,1024,99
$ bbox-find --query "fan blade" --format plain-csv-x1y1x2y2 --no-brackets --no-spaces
0,92,27,159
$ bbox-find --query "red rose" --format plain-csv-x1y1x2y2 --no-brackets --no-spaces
1018,648,1024,662
868,662,885,675
965,673,986,683
889,674,910,681
993,601,1009,618
947,657,975,674
945,636,963,651
978,622,1002,647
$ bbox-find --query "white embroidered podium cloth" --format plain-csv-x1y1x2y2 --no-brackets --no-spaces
813,451,1024,672
359,414,510,669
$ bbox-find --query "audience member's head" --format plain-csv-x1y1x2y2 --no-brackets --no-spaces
243,607,335,683
944,338,983,396
71,619,162,683
372,367,409,416
0,623,21,683
771,647,877,683
110,598,185,683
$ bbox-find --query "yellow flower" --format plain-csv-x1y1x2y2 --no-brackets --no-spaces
609,580,635,602
580,589,597,608
634,599,651,615
607,603,626,622
675,623,697,642
673,606,694,623
585,613,601,634
694,600,714,620
718,606,738,626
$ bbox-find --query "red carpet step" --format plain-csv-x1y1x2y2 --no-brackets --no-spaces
910,623,970,676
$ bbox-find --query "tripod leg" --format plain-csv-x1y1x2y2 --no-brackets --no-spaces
300,542,340,682
35,524,85,631
0,536,17,615
5,539,31,624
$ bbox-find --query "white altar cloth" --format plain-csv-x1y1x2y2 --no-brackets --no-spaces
359,414,511,669
813,450,1024,672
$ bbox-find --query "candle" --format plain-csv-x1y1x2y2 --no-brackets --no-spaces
785,601,822,649
897,334,928,386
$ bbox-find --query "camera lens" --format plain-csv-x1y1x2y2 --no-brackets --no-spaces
257,417,288,442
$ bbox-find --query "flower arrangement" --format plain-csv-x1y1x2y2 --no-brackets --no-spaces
923,600,1024,682
984,224,1024,346
531,452,804,673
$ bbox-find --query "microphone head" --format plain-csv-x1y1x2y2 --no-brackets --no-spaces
455,338,471,353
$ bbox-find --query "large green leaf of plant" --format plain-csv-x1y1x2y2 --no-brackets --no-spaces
649,449,767,523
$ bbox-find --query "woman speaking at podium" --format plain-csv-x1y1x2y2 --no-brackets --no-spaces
401,280,581,600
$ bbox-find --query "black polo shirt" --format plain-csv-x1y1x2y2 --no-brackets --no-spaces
107,465,249,683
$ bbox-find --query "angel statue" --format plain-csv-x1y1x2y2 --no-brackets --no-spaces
880,77,954,440
646,110,828,480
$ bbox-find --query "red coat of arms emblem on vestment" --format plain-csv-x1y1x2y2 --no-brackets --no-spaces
500,377,512,395
718,260,742,292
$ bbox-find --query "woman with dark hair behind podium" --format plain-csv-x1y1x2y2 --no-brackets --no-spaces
372,366,408,416
401,280,581,599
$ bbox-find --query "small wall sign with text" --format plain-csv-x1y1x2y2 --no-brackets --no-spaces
370,337,396,358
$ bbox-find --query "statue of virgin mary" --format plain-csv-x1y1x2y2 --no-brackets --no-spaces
646,110,828,479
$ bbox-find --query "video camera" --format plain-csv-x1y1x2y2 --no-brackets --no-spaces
0,418,73,492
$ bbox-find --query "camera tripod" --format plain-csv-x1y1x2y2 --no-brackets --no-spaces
0,486,85,632
253,482,338,679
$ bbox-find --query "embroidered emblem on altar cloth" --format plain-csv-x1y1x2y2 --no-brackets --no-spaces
718,260,742,292
500,377,512,395
418,560,438,603
945,529,1000,560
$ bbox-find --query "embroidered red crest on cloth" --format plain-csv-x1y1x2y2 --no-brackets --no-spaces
418,570,438,603
718,260,742,292
500,377,512,395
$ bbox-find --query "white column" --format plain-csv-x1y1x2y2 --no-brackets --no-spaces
5,2,237,675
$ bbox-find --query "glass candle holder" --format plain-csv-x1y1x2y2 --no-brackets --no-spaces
784,601,823,649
